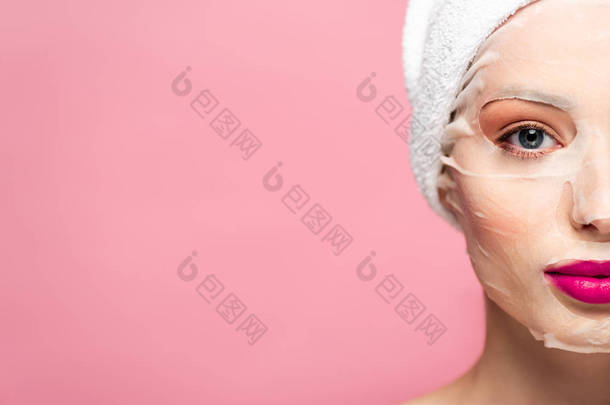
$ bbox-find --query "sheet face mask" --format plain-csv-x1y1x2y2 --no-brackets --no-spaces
440,0,610,353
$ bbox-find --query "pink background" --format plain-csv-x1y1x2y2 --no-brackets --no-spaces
1,0,484,403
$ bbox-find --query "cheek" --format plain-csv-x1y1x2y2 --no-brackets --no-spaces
452,173,566,265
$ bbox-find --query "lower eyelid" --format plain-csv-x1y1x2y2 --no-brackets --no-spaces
498,144,549,160
494,130,562,159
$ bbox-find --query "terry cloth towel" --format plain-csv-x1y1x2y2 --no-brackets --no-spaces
402,0,539,228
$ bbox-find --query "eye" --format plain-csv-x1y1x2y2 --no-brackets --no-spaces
497,123,562,158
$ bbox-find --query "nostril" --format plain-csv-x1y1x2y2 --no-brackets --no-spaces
589,218,610,235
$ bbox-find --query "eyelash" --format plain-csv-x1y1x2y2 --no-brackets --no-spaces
496,122,561,160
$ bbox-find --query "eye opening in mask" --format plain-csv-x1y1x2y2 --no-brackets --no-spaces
478,97,578,160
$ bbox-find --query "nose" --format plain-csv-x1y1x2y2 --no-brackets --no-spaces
589,218,610,235
570,156,610,238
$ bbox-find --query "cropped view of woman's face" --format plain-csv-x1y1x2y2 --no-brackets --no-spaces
440,0,610,353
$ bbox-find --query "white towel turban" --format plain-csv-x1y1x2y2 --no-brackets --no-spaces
402,0,539,227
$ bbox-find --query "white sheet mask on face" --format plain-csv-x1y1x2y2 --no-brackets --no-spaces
439,0,610,353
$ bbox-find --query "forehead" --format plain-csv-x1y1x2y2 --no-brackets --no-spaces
471,0,610,114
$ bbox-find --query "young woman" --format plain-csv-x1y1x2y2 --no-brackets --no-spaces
402,0,610,403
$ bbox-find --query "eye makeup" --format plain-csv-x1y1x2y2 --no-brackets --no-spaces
478,98,577,150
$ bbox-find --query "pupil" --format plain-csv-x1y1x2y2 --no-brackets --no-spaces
519,129,544,149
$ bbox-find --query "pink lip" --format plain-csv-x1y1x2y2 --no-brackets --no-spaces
544,261,610,304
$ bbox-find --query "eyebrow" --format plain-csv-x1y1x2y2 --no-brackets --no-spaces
481,87,577,112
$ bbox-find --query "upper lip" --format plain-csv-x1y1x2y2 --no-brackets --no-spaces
544,260,610,277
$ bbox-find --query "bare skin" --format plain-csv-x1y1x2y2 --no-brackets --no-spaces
402,294,610,405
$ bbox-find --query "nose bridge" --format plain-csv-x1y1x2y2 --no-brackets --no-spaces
571,140,610,227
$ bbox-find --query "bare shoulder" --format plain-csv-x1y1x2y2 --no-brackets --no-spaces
398,372,473,405
399,385,455,405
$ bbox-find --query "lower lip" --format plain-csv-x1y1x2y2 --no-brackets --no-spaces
545,273,610,304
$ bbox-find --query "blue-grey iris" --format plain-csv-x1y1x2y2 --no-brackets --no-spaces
518,128,544,149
